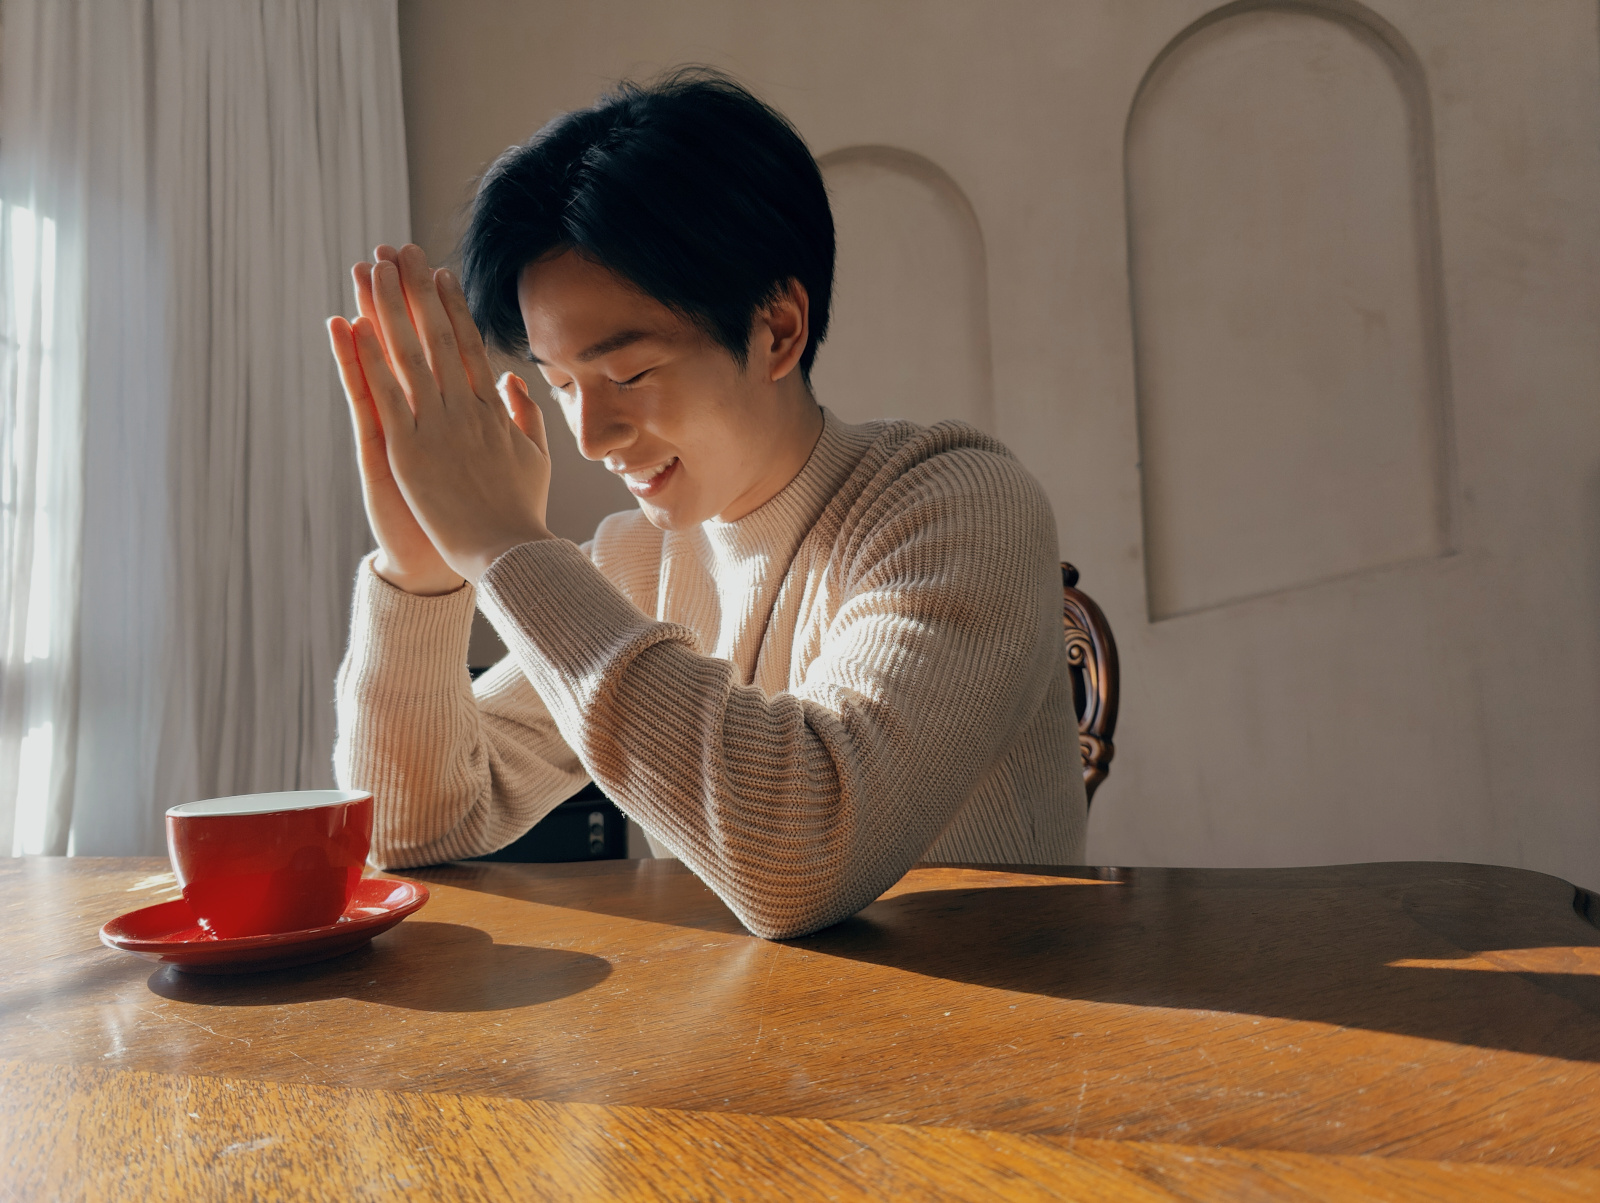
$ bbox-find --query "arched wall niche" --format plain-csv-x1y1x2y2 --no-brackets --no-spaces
812,145,995,433
1126,0,1456,621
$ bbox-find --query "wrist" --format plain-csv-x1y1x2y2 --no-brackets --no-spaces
371,552,466,597
475,526,556,576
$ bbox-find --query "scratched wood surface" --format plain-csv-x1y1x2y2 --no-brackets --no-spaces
5,1060,1599,1202
2,856,1598,1200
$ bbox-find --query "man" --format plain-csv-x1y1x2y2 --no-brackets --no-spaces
327,69,1085,940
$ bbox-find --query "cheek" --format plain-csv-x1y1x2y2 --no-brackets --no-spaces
682,379,755,452
639,355,750,466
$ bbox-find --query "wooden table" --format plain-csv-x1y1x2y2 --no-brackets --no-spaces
2,856,1598,1200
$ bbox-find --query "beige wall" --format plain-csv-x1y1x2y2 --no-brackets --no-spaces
399,0,1600,892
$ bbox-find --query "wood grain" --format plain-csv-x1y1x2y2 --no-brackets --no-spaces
4,1060,1598,1202
3,856,1599,1198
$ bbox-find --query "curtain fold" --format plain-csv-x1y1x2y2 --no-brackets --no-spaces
0,0,408,856
0,0,90,856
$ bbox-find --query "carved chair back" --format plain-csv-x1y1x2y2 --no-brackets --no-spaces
1061,563,1120,804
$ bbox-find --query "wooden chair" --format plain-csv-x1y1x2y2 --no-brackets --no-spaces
1062,563,1120,805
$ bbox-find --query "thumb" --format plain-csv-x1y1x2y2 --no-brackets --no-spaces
499,373,549,456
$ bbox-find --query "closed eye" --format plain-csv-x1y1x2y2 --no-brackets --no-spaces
614,369,651,389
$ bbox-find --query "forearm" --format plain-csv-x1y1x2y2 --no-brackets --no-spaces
334,555,585,868
478,539,1054,938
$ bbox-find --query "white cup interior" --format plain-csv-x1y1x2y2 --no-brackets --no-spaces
166,789,370,819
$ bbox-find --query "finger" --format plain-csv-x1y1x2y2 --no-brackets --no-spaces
372,246,406,324
373,245,411,324
351,314,417,435
327,317,383,451
394,244,474,402
353,262,377,324
436,266,497,401
371,258,444,419
500,372,548,455
352,262,396,369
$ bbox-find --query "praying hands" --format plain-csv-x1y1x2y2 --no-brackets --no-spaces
326,243,554,596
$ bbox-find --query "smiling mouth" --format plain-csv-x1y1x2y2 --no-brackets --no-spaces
617,457,678,498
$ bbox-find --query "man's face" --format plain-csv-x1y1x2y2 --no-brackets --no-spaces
518,250,790,531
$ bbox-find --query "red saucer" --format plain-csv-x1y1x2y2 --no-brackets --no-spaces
100,877,429,974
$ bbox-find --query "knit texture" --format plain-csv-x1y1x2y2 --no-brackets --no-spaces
334,410,1087,938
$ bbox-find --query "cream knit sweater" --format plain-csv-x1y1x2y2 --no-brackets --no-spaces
335,410,1087,938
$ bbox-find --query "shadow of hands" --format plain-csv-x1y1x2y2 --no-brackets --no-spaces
146,921,610,1013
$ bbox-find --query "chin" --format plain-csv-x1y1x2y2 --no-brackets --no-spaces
635,498,695,532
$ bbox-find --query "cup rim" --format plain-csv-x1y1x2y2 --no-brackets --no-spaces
166,789,372,820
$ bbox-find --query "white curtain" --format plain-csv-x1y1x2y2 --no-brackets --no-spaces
0,0,409,856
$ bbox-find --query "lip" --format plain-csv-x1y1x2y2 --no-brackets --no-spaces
615,456,679,499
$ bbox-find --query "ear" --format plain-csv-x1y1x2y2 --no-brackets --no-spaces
754,278,810,382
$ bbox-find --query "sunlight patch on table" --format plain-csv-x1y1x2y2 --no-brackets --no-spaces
1390,947,1600,975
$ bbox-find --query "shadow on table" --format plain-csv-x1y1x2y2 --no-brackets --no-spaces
424,858,1600,1061
791,863,1600,1064
409,859,749,936
146,921,610,1014
2,955,158,1026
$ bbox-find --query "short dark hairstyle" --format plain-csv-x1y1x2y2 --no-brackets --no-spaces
460,68,834,381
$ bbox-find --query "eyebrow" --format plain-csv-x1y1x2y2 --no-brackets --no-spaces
528,328,656,366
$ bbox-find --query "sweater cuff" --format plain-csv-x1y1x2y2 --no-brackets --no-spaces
476,539,686,716
347,552,477,684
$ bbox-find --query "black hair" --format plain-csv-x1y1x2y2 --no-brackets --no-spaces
460,67,834,382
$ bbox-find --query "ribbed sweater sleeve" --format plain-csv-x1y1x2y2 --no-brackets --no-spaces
475,449,1062,939
333,555,587,866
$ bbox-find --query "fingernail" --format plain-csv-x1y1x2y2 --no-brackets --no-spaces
439,268,456,284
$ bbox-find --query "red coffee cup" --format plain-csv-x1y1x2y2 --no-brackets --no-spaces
165,790,375,938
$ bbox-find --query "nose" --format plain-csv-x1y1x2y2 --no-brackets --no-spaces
567,390,634,462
